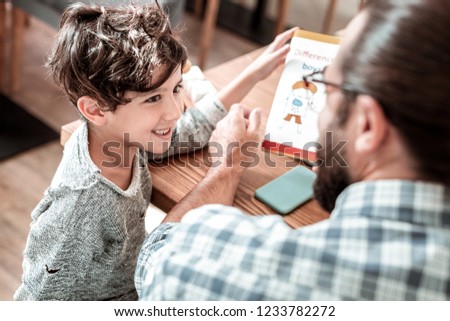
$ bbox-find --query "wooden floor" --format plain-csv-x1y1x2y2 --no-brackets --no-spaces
0,10,258,301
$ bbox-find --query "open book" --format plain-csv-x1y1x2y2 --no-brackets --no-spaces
262,29,341,163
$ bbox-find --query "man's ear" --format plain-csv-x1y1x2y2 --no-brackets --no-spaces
77,96,107,126
354,95,389,154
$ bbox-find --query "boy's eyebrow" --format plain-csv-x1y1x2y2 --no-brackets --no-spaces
139,78,184,96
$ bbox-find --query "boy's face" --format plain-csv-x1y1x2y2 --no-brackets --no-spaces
103,65,184,154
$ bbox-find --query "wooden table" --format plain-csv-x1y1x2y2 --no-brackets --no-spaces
61,49,329,228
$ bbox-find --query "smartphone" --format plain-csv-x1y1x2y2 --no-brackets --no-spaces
254,166,316,215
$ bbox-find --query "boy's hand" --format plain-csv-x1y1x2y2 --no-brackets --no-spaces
246,27,299,81
208,104,262,172
216,27,298,110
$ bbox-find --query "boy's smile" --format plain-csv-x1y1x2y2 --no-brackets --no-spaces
152,128,172,138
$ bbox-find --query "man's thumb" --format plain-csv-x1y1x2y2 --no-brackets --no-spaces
247,108,262,133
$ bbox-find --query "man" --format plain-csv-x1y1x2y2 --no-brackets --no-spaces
136,0,450,300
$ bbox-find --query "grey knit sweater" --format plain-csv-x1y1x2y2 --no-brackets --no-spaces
14,95,227,300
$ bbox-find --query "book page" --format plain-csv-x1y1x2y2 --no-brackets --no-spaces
263,30,340,162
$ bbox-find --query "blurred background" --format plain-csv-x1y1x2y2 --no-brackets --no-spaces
0,0,361,300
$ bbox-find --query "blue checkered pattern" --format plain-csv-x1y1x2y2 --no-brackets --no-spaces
136,180,450,300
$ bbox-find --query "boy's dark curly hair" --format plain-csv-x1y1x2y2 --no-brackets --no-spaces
47,2,187,112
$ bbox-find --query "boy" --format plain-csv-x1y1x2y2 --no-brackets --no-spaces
15,2,295,300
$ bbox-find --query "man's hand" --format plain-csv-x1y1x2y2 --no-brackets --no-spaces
208,104,262,173
162,104,262,223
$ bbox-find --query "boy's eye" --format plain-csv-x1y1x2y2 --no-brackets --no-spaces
174,84,183,94
146,95,161,103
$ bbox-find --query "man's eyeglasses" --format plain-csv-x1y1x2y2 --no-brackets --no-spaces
302,67,358,95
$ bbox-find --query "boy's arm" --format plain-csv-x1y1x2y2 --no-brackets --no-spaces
217,27,297,109
14,196,82,300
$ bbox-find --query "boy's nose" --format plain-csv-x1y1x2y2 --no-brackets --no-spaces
164,96,183,121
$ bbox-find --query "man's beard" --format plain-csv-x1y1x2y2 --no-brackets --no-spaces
313,130,351,213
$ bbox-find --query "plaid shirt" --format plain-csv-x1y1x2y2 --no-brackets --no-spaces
135,180,450,300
